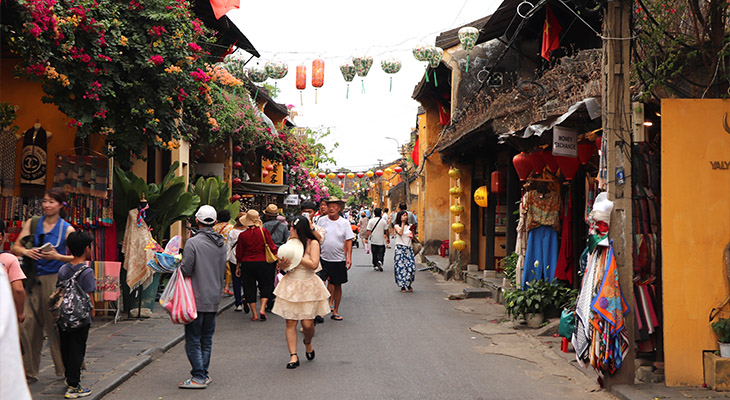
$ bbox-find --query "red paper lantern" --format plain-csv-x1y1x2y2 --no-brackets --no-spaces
375,169,384,177
490,170,505,194
512,152,532,181
232,161,242,169
595,136,603,152
317,172,326,179
541,149,559,173
231,194,241,202
555,155,580,180
232,177,242,185
296,65,306,90
527,150,546,174
394,166,403,173
233,145,242,153
356,172,365,178
312,59,324,88
337,172,346,179
577,140,595,165
265,164,275,171
262,170,269,178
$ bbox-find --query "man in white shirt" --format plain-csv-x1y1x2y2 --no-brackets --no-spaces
364,208,388,271
316,197,354,321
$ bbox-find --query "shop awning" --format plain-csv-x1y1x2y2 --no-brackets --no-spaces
233,182,289,195
497,97,601,141
192,0,259,57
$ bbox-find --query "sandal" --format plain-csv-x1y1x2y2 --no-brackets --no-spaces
286,353,300,369
259,312,267,321
303,339,315,361
330,314,343,321
250,315,259,321
407,286,413,292
401,287,407,293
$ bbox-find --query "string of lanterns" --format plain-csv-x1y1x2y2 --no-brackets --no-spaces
448,168,467,252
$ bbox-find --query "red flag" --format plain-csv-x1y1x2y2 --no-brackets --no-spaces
411,137,420,167
209,0,240,20
541,6,562,61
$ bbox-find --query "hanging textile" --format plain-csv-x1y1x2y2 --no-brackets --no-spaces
0,129,17,196
122,208,154,290
53,154,109,199
555,193,574,284
522,225,559,288
94,261,121,302
514,192,528,288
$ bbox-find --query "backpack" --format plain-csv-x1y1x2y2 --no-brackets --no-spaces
50,265,92,331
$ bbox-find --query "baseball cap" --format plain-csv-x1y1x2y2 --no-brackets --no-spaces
195,205,217,225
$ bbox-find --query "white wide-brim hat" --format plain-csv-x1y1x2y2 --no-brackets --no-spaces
277,238,304,272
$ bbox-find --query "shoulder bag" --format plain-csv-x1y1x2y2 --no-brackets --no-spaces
260,227,278,263
19,216,41,291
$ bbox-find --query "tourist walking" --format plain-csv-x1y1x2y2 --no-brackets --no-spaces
0,264,32,400
178,205,227,389
263,204,289,247
12,187,75,383
56,231,96,398
235,209,278,321
393,210,416,292
227,212,248,313
316,197,354,321
0,220,26,323
212,210,234,296
272,216,330,369
365,208,389,271
357,211,368,248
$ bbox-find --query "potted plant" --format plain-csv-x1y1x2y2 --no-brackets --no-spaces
503,280,554,328
500,253,518,289
712,318,730,357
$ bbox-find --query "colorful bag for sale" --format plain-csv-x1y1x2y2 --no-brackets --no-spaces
159,268,197,324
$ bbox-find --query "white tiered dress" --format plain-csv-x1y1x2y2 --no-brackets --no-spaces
271,263,331,320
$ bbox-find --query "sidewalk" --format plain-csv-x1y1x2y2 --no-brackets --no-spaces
27,296,234,400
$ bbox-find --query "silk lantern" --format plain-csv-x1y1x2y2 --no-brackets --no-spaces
352,55,373,94
264,60,288,96
232,177,242,185
384,168,392,174
265,164,275,171
542,148,559,173
429,47,444,87
512,152,532,181
452,240,467,251
312,59,324,104
448,168,462,179
327,172,336,180
474,186,489,207
380,58,401,92
309,171,317,178
555,155,580,180
295,65,306,105
366,170,374,178
233,145,242,153
262,170,269,178
375,170,384,177
451,222,465,233
528,150,546,174
347,172,355,179
458,27,479,72
317,172,326,179
490,170,505,194
412,43,432,83
337,172,345,179
450,204,464,215
577,140,595,165
233,161,242,169
394,166,402,173
246,63,267,101
340,62,356,99
356,172,365,178
449,186,463,197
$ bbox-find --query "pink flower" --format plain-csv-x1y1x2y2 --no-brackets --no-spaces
188,42,202,52
80,54,91,63
29,23,42,37
66,119,82,128
190,68,210,82
94,109,107,119
149,55,164,66
177,88,188,102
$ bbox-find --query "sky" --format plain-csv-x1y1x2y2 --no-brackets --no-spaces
228,0,503,171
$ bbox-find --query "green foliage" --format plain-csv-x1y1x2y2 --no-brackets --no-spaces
346,190,372,208
300,128,339,169
499,253,519,286
324,180,344,199
189,176,240,223
504,280,578,319
712,318,730,343
113,161,200,242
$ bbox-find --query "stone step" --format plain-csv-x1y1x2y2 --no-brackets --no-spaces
463,287,492,298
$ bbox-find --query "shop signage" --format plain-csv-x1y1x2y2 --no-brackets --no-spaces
284,194,300,206
710,161,729,170
552,126,577,157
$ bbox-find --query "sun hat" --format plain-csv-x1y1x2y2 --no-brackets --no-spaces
264,204,279,217
239,209,262,227
276,238,304,272
195,205,217,225
325,196,345,204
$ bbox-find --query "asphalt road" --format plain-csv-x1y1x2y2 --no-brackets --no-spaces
103,245,611,400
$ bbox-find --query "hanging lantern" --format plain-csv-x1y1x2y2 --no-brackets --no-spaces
595,136,603,152
375,169,384,177
295,64,306,105
222,54,246,81
246,63,267,102
337,172,346,179
490,170,505,194
474,185,489,207
262,170,269,178
356,172,365,178
384,168,392,174
264,60,288,96
542,148,559,173
458,27,479,72
309,171,317,178
233,145,243,153
449,186,463,197
448,168,462,179
265,164,275,171
231,194,241,202
450,204,464,215
347,172,355,179
352,55,373,94
453,240,467,251
577,140,595,165
317,172,326,179
312,58,325,104
232,177,242,185
380,58,402,92
555,155,580,180
451,222,465,234
339,62,356,99
528,150,546,174
413,43,433,84
366,170,374,178
429,47,444,87
512,152,533,181
232,161,242,169
327,172,336,180
394,166,403,173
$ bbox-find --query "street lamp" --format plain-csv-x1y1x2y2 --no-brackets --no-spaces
384,136,409,207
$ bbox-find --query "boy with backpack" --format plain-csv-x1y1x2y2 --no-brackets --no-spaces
55,231,95,398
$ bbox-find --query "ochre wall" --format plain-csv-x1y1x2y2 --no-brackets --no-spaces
662,99,730,386
419,102,450,243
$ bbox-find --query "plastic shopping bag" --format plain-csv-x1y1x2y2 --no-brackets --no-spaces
160,268,197,324
365,240,371,254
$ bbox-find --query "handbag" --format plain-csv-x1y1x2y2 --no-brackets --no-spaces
20,216,41,291
260,227,278,263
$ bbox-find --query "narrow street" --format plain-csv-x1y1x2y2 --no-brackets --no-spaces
103,246,612,400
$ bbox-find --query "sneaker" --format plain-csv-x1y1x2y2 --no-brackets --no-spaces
205,376,213,385
234,305,243,312
64,385,91,398
377,261,383,271
178,378,207,389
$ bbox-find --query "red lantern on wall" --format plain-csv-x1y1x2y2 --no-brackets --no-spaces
312,59,324,104
337,172,346,179
394,166,403,173
577,140,595,165
542,148,559,173
265,164,275,171
231,194,241,202
555,155,580,180
232,177,242,185
527,150,546,174
512,152,532,181
317,172,326,179
233,145,242,154
490,170,505,194
232,161,242,169
356,172,365,178
375,169,384,177
296,65,306,105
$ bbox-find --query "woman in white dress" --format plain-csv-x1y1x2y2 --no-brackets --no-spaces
272,216,331,369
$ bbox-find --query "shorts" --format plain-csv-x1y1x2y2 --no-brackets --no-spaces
317,260,348,285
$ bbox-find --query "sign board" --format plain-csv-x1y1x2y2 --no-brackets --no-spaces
552,126,578,157
284,194,300,206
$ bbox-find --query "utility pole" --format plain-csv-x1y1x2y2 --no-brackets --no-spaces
602,0,635,387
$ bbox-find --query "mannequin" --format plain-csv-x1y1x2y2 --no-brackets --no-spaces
20,120,52,195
